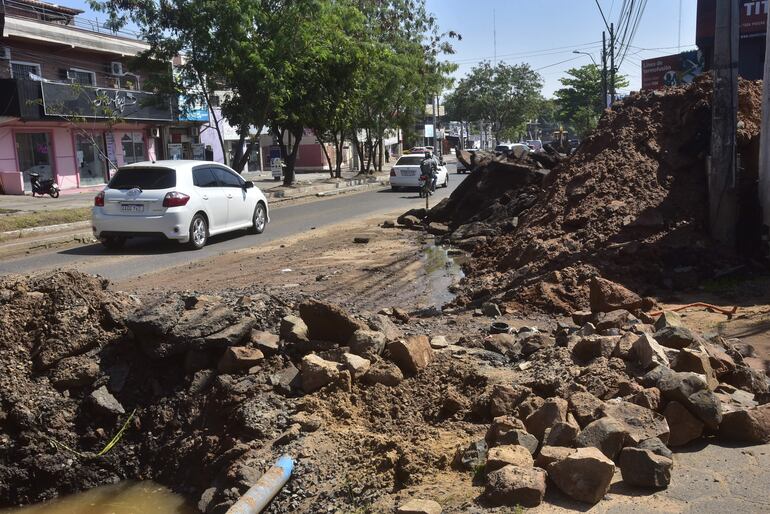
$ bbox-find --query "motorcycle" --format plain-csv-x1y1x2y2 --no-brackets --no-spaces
418,173,433,198
29,173,60,198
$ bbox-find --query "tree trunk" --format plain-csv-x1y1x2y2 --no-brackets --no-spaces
333,131,344,178
320,139,334,178
194,68,227,165
282,126,303,186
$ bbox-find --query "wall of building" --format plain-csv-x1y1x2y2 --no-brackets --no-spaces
1,39,144,88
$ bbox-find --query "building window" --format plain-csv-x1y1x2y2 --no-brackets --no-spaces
121,133,145,164
15,132,53,190
210,95,221,107
69,68,96,86
10,61,41,80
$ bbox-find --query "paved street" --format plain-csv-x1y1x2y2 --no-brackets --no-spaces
0,165,462,281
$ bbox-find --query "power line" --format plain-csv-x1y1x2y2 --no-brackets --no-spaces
448,41,602,64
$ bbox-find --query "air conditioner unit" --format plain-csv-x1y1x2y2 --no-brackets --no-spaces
110,61,124,76
0,47,10,60
150,128,161,138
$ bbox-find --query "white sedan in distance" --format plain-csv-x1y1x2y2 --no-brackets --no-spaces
92,160,269,250
389,153,449,191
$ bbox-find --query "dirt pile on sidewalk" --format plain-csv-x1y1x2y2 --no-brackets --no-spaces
422,77,763,313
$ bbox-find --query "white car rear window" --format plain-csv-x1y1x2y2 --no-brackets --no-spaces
109,168,175,190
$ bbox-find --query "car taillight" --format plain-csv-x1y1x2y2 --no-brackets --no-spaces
94,191,105,207
390,170,396,176
163,191,190,207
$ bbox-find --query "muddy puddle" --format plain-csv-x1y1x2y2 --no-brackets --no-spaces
422,242,466,306
0,481,195,514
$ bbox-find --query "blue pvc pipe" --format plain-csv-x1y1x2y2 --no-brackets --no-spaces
226,455,294,514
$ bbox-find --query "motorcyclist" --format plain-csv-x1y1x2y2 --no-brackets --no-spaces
420,151,438,192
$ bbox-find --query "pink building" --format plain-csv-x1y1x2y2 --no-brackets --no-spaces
0,0,195,195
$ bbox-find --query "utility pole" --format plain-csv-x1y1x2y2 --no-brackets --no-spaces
609,22,616,105
758,0,770,251
709,0,739,248
601,31,608,109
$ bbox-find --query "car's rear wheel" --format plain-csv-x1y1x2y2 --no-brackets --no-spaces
188,214,208,250
391,185,400,192
101,236,125,250
251,202,267,234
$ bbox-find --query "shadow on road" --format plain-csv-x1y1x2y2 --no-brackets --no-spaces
58,230,252,257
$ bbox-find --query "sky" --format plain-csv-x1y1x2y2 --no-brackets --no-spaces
63,0,699,98
426,0,698,96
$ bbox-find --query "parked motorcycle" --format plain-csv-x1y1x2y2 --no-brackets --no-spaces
29,173,60,198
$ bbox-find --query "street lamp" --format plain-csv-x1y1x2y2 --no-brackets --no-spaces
572,50,598,66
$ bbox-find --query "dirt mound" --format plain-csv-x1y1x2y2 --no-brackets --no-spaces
440,77,763,313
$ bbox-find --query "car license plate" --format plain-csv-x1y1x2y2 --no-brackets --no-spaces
121,203,144,213
401,169,416,176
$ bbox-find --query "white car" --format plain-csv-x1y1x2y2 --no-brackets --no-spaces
92,160,269,250
389,154,449,191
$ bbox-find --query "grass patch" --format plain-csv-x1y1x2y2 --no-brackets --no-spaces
0,208,19,214
0,207,91,233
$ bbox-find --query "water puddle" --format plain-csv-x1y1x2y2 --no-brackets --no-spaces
422,242,466,307
0,481,195,514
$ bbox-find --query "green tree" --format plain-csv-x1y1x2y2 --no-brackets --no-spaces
446,62,543,144
553,64,628,137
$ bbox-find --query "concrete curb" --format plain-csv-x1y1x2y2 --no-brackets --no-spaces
0,220,91,241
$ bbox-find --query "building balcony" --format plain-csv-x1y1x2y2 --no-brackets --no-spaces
0,78,174,122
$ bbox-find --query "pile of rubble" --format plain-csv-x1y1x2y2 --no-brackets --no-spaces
407,76,764,313
2,270,769,512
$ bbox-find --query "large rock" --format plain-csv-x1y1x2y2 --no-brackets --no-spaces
250,330,280,356
653,326,704,350
632,334,670,370
646,368,722,429
485,465,547,508
544,420,580,447
217,346,264,374
596,310,639,331
572,336,620,362
525,397,568,440
489,384,531,417
654,311,683,331
484,333,520,357
664,401,704,446
348,329,387,359
547,447,615,504
486,445,534,472
535,445,576,468
300,354,348,393
341,353,371,380
602,400,670,444
280,315,309,344
387,336,433,375
453,439,488,471
718,404,770,443
672,348,718,390
628,387,662,412
486,417,539,454
639,436,673,459
575,417,629,460
589,277,644,313
397,499,442,514
299,299,367,344
619,447,673,488
569,391,606,428
361,360,403,387
366,314,403,341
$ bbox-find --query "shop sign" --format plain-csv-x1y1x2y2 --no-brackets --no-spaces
641,50,705,90
192,143,205,160
41,82,174,121
168,143,183,160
